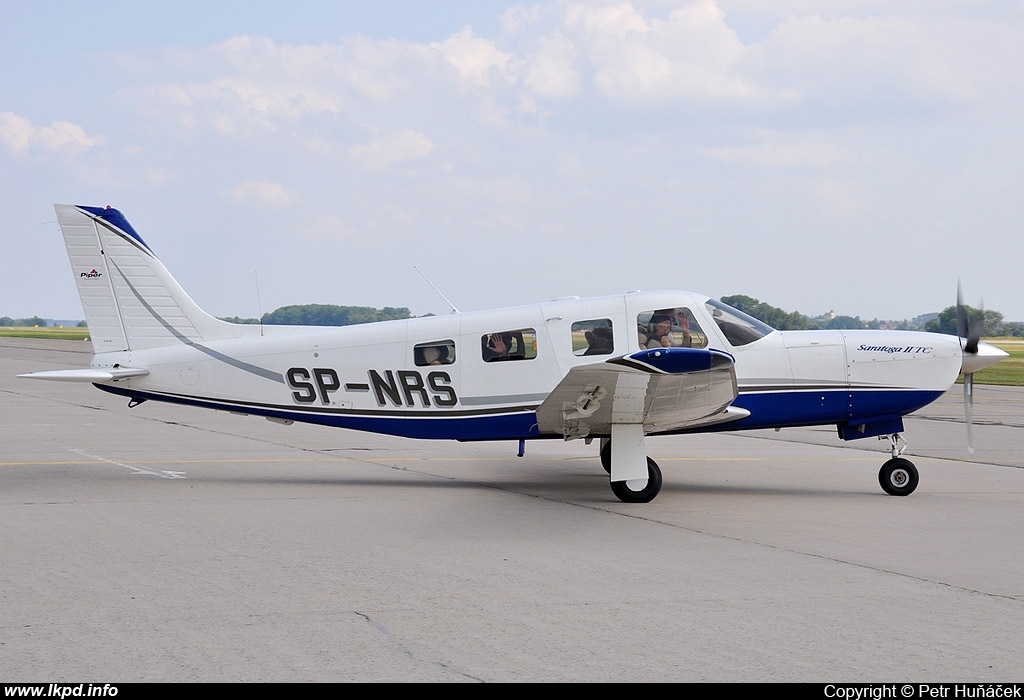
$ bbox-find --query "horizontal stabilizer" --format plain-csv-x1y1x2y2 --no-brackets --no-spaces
18,368,150,383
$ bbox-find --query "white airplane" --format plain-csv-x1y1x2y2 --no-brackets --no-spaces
21,204,1008,503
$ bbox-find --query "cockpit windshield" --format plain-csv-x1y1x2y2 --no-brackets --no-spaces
705,299,775,347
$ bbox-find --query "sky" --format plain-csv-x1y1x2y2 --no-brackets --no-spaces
2,0,1023,323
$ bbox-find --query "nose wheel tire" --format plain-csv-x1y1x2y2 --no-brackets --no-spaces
610,458,662,503
879,458,919,496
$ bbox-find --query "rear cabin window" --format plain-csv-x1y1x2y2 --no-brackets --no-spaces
572,319,614,356
481,329,538,362
637,308,707,350
414,340,456,366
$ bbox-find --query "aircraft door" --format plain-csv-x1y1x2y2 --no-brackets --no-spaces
783,332,850,423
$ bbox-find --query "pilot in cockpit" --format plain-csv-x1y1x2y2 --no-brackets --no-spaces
644,314,677,349
643,309,693,349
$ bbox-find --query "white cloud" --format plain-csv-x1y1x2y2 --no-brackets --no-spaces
117,34,442,139
703,130,855,169
293,214,357,243
0,112,33,153
750,14,980,104
521,33,581,100
565,2,651,37
808,178,873,218
431,26,516,88
558,1,788,101
105,4,799,148
348,130,436,171
133,76,346,137
91,1,1024,155
227,181,302,208
0,112,106,155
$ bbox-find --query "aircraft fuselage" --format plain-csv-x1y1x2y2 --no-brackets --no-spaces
89,290,968,442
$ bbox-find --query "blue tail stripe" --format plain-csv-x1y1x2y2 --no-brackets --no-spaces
79,205,151,252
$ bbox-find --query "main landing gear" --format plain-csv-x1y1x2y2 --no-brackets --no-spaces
878,434,919,496
599,436,663,504
611,457,663,503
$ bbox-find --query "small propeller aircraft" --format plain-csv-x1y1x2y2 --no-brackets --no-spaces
21,205,1008,503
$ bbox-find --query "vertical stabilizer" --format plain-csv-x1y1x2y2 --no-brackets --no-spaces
55,204,242,352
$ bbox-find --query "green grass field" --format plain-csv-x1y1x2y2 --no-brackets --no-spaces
4,328,1023,386
0,326,92,341
971,339,1024,387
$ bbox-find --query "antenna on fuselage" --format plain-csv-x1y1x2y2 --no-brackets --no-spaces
414,266,460,314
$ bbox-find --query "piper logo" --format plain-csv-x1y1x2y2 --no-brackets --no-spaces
80,269,103,279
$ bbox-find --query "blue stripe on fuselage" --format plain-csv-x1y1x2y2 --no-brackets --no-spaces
95,384,943,442
94,384,541,440
693,388,944,432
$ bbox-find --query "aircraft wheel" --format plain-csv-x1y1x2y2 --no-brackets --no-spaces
610,458,662,503
600,441,611,474
878,458,919,496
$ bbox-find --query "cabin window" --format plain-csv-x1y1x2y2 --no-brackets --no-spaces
414,340,456,366
481,329,537,362
572,319,614,356
636,308,707,349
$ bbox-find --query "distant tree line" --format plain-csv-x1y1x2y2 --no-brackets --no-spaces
1,316,87,327
923,305,1024,337
720,295,816,330
720,295,885,330
721,295,1024,336
218,304,413,326
217,316,262,324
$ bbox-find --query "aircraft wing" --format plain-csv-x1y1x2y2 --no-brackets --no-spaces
536,348,746,439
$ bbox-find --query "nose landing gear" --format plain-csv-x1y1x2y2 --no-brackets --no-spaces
878,434,918,496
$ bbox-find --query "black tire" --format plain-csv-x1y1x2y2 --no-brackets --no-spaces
879,458,919,496
610,458,662,503
600,441,611,474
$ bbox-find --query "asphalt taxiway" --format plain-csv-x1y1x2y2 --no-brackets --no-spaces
2,338,1022,682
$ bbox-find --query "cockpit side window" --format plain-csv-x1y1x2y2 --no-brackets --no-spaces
414,340,456,366
636,308,707,349
481,328,538,362
572,319,614,356
705,299,774,347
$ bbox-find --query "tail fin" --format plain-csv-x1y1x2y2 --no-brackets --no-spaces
55,204,244,352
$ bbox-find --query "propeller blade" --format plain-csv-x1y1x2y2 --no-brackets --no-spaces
957,281,983,455
956,281,982,354
956,280,968,340
964,372,975,455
